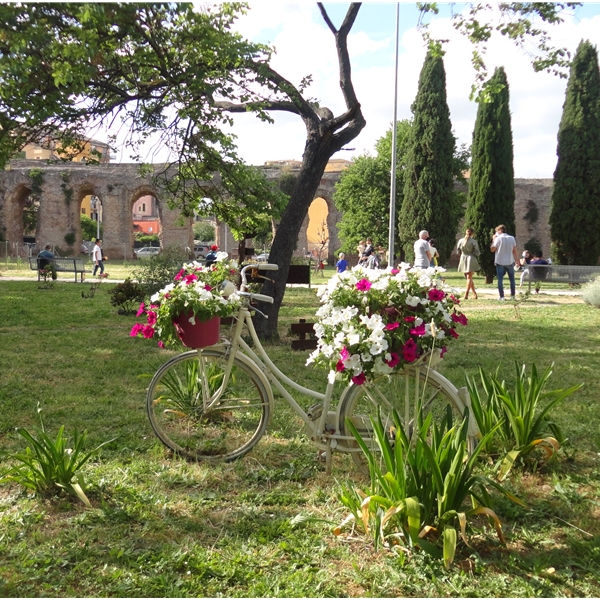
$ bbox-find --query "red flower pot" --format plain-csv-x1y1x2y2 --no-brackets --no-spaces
173,313,220,349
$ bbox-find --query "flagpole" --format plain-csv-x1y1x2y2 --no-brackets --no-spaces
388,3,400,266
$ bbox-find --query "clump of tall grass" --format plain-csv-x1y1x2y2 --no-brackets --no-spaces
582,275,600,308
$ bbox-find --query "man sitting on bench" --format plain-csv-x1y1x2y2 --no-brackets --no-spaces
37,244,57,280
529,251,549,294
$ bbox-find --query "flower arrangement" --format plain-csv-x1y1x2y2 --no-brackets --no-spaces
307,265,468,385
130,254,241,347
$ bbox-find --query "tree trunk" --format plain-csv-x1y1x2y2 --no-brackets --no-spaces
254,143,332,339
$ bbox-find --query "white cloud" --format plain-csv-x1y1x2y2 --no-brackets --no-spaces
106,4,600,179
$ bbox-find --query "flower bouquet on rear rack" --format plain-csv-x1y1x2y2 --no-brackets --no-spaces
130,253,241,348
307,265,467,385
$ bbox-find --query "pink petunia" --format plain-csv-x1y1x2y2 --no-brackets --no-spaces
158,341,165,349
409,323,426,336
448,328,459,339
386,322,400,331
340,347,350,361
174,269,185,281
136,302,145,317
146,311,157,325
205,284,212,292
451,312,468,326
402,339,419,362
184,273,198,284
142,324,155,339
391,268,400,275
336,360,345,372
404,316,416,323
428,288,446,302
440,346,447,358
351,372,366,386
356,278,372,292
385,352,400,368
130,323,143,337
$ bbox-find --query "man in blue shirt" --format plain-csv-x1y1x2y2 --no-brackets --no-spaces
37,245,56,280
490,224,519,300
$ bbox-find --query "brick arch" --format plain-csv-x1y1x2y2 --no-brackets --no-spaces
0,160,193,259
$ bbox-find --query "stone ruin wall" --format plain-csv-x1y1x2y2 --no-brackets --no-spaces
0,159,556,265
0,160,193,260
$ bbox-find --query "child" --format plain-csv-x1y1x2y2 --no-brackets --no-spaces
336,252,348,273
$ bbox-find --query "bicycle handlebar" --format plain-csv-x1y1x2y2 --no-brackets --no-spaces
240,263,278,303
239,291,274,304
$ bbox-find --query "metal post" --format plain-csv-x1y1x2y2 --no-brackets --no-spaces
388,3,400,267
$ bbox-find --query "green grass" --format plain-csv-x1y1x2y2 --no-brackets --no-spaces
1,279,600,596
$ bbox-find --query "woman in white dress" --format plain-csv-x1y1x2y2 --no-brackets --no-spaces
457,228,480,299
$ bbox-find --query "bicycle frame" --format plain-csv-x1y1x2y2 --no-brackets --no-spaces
213,304,358,462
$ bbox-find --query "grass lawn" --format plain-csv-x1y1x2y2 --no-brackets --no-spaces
1,276,599,597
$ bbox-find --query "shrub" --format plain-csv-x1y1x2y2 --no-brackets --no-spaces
467,363,583,479
336,409,522,568
0,406,114,507
109,278,146,314
582,275,600,308
132,246,189,296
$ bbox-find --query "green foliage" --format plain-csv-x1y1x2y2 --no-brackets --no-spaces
63,231,76,247
338,409,521,567
466,363,583,479
134,233,159,244
108,278,146,314
0,406,114,507
550,40,600,265
193,221,215,242
523,236,542,256
464,67,515,282
334,121,412,256
131,246,189,297
398,52,461,264
582,275,600,308
80,213,101,241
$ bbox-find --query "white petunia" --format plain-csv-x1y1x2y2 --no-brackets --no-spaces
406,295,421,307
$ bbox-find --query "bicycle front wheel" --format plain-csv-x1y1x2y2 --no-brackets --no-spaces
147,348,271,462
339,366,477,473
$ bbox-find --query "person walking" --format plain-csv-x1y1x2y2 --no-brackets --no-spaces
92,239,104,276
490,224,519,300
457,228,480,299
413,230,432,269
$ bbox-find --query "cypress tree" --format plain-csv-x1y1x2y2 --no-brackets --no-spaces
399,51,458,264
550,40,600,265
464,67,515,283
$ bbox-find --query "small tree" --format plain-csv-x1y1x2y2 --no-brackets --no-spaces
464,67,515,283
192,222,215,243
550,40,600,265
398,51,459,264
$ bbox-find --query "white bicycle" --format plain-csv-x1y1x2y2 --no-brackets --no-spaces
146,263,479,472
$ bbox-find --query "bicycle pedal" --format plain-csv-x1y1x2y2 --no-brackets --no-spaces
306,403,323,421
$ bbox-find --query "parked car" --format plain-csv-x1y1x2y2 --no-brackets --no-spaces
194,244,210,259
81,241,94,254
135,246,161,258
255,253,270,263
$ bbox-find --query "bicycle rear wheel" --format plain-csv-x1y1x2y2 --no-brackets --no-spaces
147,348,271,462
339,366,478,473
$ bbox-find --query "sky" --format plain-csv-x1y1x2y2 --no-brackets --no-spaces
109,2,600,179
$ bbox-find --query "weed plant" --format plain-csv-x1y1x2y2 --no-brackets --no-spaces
582,275,600,308
0,281,599,596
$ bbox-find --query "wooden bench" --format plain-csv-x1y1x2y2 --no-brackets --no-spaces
29,257,90,283
523,264,600,292
291,319,317,351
